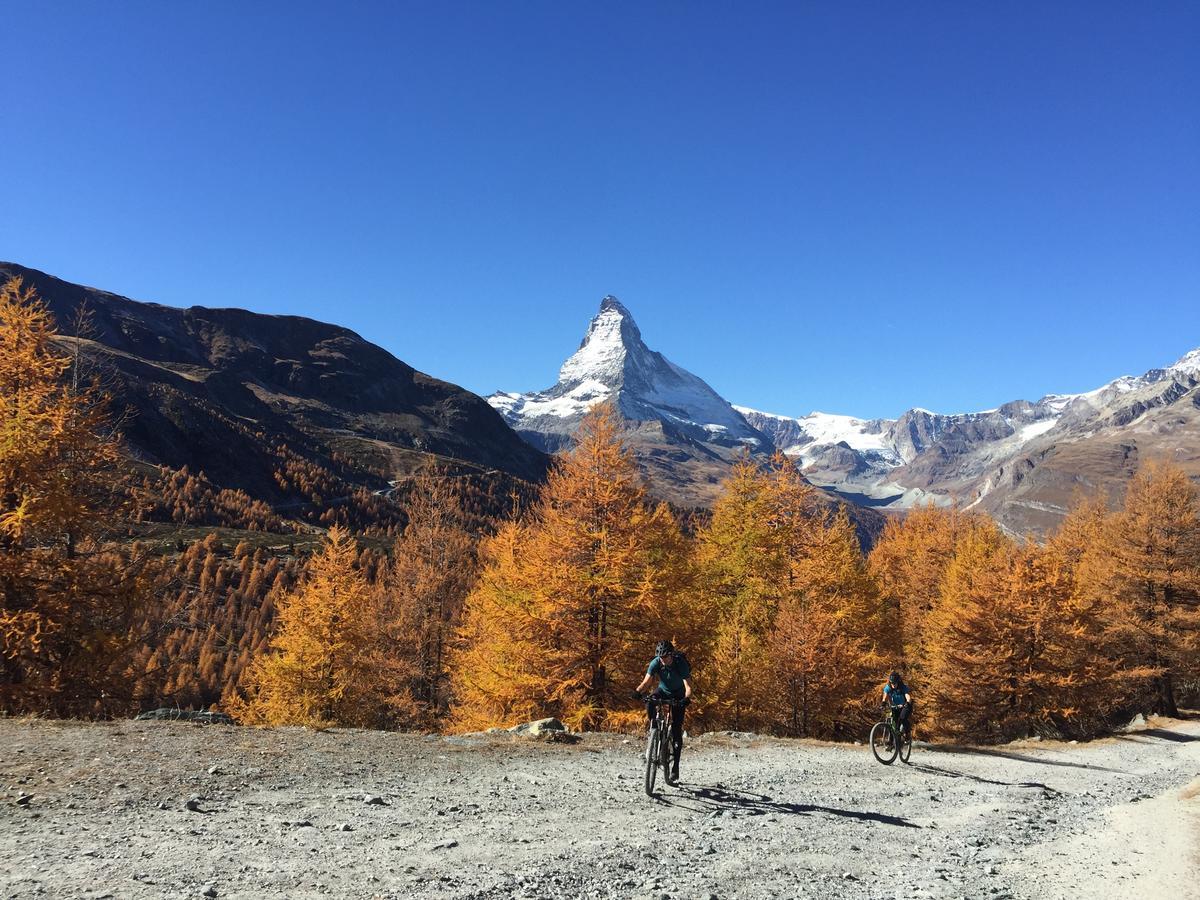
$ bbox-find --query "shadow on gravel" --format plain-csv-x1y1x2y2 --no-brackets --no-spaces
908,762,1058,793
923,745,1130,775
656,784,922,828
1113,729,1200,744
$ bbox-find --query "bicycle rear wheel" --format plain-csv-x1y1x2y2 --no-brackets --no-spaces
644,727,660,796
870,721,898,765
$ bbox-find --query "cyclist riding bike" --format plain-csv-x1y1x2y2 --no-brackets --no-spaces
632,640,692,783
882,670,914,740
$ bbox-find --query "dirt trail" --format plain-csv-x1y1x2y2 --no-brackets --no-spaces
2,716,1197,899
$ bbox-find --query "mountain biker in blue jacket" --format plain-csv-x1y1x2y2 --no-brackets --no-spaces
882,671,913,739
633,640,692,783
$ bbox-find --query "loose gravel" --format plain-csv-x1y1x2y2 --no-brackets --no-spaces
2,716,1198,899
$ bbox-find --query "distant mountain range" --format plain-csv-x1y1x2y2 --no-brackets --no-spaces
740,346,1200,535
492,294,1199,536
5,260,1195,538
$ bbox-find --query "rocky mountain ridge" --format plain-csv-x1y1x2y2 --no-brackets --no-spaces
741,346,1200,534
0,261,549,515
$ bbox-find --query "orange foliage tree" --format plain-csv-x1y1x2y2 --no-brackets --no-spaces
379,467,480,727
923,518,1118,740
768,499,881,739
0,277,149,715
693,457,785,731
697,453,879,737
869,505,989,681
1077,462,1200,716
232,525,408,727
449,404,693,732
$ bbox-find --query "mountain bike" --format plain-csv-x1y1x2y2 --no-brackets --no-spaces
869,704,912,765
640,695,685,796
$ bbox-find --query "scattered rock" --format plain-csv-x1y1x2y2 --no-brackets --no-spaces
365,795,388,806
201,884,218,898
184,799,203,812
431,839,459,850
333,823,352,832
1121,713,1148,732
134,708,234,726
15,793,32,807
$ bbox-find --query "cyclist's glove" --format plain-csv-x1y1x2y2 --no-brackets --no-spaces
631,690,644,701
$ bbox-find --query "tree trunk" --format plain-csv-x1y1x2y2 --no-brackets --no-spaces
1156,672,1179,718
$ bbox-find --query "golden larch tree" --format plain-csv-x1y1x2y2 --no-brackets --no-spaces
768,486,881,739
1079,461,1200,717
449,404,693,732
0,277,147,716
233,525,399,727
379,466,479,728
923,521,1114,741
694,455,788,732
869,504,988,681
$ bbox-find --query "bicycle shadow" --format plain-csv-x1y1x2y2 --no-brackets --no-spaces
906,761,1058,793
651,782,922,829
921,744,1130,775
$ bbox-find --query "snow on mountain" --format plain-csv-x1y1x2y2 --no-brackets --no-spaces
1038,346,1200,415
733,407,900,464
489,297,768,453
739,341,1200,529
1170,347,1200,375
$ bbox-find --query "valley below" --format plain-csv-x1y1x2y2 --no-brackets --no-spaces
2,717,1197,900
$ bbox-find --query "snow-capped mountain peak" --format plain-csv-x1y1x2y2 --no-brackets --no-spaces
557,295,643,387
1169,346,1200,376
489,296,769,454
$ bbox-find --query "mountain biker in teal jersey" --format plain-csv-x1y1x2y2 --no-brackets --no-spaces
882,671,914,739
633,640,692,782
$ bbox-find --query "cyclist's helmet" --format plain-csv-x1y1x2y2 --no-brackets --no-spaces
889,671,901,685
656,639,675,658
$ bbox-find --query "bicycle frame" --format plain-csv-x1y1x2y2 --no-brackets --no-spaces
643,696,685,795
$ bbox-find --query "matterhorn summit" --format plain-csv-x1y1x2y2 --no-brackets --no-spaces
489,296,771,504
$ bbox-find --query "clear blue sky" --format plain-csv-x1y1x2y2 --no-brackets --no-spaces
3,3,1197,419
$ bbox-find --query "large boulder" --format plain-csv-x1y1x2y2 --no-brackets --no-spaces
509,717,566,736
508,718,579,744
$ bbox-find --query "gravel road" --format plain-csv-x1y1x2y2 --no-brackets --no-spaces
2,716,1197,900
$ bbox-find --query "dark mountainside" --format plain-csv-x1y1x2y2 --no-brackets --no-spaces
0,262,549,509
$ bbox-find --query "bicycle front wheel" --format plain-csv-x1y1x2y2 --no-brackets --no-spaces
644,728,660,796
870,721,898,765
899,728,913,764
660,724,673,785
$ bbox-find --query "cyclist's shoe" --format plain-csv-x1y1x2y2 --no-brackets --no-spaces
669,763,679,784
